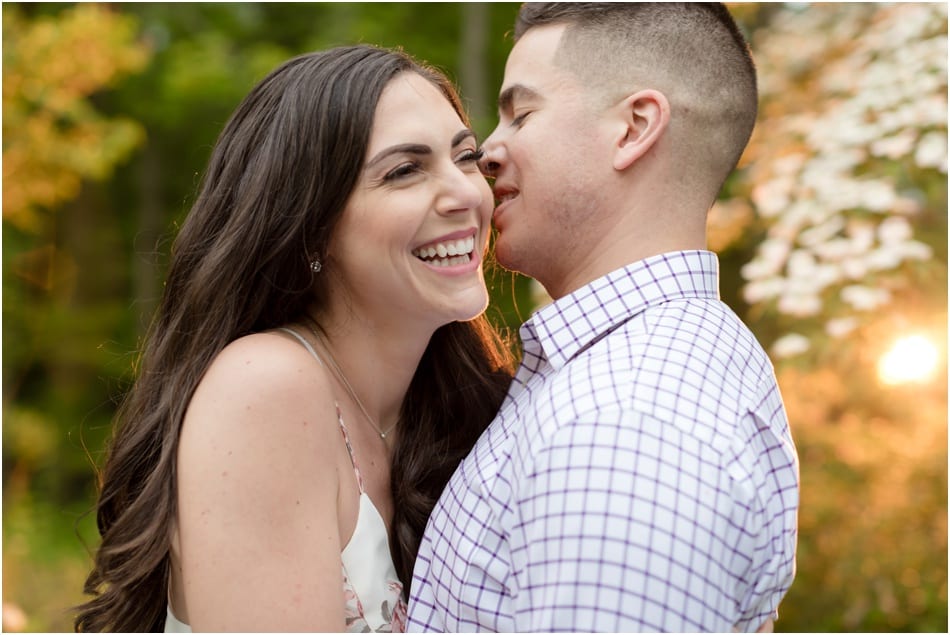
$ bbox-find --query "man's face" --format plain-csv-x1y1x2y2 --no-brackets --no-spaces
480,24,609,298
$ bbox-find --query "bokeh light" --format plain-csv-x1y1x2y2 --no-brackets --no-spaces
877,334,940,385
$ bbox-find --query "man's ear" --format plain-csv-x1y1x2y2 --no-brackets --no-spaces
612,89,670,171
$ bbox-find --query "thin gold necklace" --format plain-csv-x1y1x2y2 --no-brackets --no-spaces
308,324,398,441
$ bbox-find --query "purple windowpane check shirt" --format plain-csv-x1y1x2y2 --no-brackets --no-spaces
408,251,799,632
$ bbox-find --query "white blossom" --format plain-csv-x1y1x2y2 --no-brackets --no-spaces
743,277,785,303
772,333,811,358
813,238,856,261
733,2,944,344
841,285,891,311
826,317,859,338
751,177,793,217
741,238,791,280
860,180,898,212
787,249,817,278
915,131,948,172
896,240,933,261
840,257,870,280
870,130,918,159
877,216,913,244
865,246,904,271
812,263,843,291
778,293,823,317
799,215,846,248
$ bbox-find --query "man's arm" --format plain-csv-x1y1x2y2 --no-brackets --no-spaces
510,411,761,632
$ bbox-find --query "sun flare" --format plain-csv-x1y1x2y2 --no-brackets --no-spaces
877,334,940,385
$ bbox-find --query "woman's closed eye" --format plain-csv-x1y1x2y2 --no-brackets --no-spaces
456,148,484,166
383,148,483,182
383,161,421,182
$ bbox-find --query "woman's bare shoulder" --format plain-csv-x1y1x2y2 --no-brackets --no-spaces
175,329,348,631
193,330,334,413
180,329,341,466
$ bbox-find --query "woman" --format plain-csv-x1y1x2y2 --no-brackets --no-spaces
74,45,514,632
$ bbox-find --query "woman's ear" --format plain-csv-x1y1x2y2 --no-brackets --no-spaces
612,89,670,171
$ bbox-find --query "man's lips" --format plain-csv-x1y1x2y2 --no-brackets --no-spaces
491,186,519,222
492,184,519,204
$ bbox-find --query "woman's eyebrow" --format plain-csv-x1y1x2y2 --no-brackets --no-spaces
452,129,476,148
365,143,431,169
366,129,476,168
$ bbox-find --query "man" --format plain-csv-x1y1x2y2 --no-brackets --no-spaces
408,3,799,632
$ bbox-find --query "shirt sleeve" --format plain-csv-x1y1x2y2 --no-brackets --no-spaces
509,409,746,632
731,381,800,632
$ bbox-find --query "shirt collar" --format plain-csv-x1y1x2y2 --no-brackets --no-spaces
522,250,721,370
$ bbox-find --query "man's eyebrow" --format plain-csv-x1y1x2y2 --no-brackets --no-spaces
497,84,541,114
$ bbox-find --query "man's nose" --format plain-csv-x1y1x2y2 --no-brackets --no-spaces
478,130,503,177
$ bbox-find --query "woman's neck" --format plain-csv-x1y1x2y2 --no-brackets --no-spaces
305,311,432,434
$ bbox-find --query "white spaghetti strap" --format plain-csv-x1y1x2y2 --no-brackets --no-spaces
277,326,365,493
336,405,366,494
278,327,325,367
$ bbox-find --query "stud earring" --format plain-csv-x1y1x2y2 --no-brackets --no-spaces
310,259,322,273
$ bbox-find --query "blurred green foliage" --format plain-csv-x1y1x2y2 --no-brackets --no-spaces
2,3,946,632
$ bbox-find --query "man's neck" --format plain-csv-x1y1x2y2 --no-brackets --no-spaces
543,222,707,300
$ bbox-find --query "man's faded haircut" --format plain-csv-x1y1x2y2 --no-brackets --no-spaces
515,2,758,186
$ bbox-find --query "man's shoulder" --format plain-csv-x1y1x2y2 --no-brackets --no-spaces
528,296,778,443
633,295,774,382
555,295,768,375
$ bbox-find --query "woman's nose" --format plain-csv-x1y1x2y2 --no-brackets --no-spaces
437,165,487,215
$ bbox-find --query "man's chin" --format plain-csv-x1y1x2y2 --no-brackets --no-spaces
492,242,522,275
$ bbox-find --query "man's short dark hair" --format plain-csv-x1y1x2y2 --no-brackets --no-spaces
515,2,758,187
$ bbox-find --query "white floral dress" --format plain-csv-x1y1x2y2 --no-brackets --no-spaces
338,406,408,632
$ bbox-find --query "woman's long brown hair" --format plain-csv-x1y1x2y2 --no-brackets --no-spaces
74,45,514,632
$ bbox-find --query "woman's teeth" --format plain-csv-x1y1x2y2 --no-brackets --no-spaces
412,236,476,267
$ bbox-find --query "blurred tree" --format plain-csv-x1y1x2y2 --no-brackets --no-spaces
776,350,948,631
710,4,949,631
2,2,152,497
3,4,150,231
2,5,153,631
715,3,948,359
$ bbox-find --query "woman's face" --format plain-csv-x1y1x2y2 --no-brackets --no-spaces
326,72,493,333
